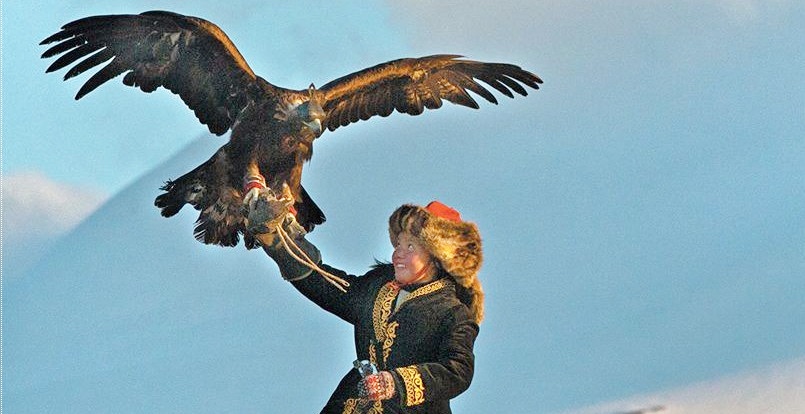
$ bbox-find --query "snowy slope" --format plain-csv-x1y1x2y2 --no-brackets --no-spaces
562,357,805,414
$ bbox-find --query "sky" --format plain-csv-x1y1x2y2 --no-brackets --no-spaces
3,0,805,413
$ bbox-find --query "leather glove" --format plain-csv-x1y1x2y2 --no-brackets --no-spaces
246,187,321,281
357,371,396,401
245,187,294,235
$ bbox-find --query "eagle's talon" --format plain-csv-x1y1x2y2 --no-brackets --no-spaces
245,189,293,235
243,187,263,208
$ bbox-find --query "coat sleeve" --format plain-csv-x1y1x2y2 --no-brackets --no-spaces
390,306,479,407
289,263,376,325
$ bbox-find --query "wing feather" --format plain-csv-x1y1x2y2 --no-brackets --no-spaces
41,37,85,59
77,58,128,99
64,49,115,80
319,55,541,132
474,75,513,98
41,10,261,135
46,43,105,73
497,75,528,96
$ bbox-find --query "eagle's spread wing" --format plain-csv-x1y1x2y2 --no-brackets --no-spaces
40,10,259,135
318,54,542,132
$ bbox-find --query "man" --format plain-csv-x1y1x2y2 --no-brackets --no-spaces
248,191,483,413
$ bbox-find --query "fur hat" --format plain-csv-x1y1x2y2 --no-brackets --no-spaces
388,201,484,324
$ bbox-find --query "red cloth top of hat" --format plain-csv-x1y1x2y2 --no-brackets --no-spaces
426,201,462,222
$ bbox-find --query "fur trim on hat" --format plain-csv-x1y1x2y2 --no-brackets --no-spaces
389,204,484,324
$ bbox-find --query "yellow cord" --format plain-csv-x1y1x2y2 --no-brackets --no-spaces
275,218,350,292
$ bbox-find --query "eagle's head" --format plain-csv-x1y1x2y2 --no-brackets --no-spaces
274,85,325,147
292,84,323,139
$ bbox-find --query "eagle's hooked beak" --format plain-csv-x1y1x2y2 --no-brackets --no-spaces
303,118,322,136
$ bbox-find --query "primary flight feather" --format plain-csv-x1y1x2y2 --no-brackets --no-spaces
41,10,542,248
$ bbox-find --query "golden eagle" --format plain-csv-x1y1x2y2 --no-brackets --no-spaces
41,10,542,248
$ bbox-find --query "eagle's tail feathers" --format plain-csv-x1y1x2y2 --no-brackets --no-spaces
192,189,251,249
154,160,211,217
244,233,258,249
155,154,252,248
193,217,241,247
155,180,183,217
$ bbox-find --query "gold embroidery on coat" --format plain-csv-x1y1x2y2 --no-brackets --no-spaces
382,321,399,362
369,279,454,366
352,278,455,413
396,366,425,406
342,399,383,414
368,342,377,367
372,283,398,342
370,401,383,413
396,279,453,311
342,398,358,414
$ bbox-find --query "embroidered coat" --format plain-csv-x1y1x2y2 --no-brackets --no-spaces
291,263,479,414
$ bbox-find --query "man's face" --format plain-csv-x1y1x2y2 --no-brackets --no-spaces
391,232,433,285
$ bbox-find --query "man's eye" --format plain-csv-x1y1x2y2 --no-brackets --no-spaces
407,244,415,251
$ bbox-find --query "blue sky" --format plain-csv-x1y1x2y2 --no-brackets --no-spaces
3,1,805,413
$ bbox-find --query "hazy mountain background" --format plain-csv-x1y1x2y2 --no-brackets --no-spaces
5,138,361,413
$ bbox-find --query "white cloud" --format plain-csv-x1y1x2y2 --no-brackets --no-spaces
3,171,107,238
2,171,107,279
563,357,805,414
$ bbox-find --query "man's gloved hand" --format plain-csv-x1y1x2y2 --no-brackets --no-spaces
245,187,293,235
245,185,321,282
357,371,396,401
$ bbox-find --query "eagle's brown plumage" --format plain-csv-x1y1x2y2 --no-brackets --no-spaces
41,10,259,135
41,10,542,248
319,55,539,130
